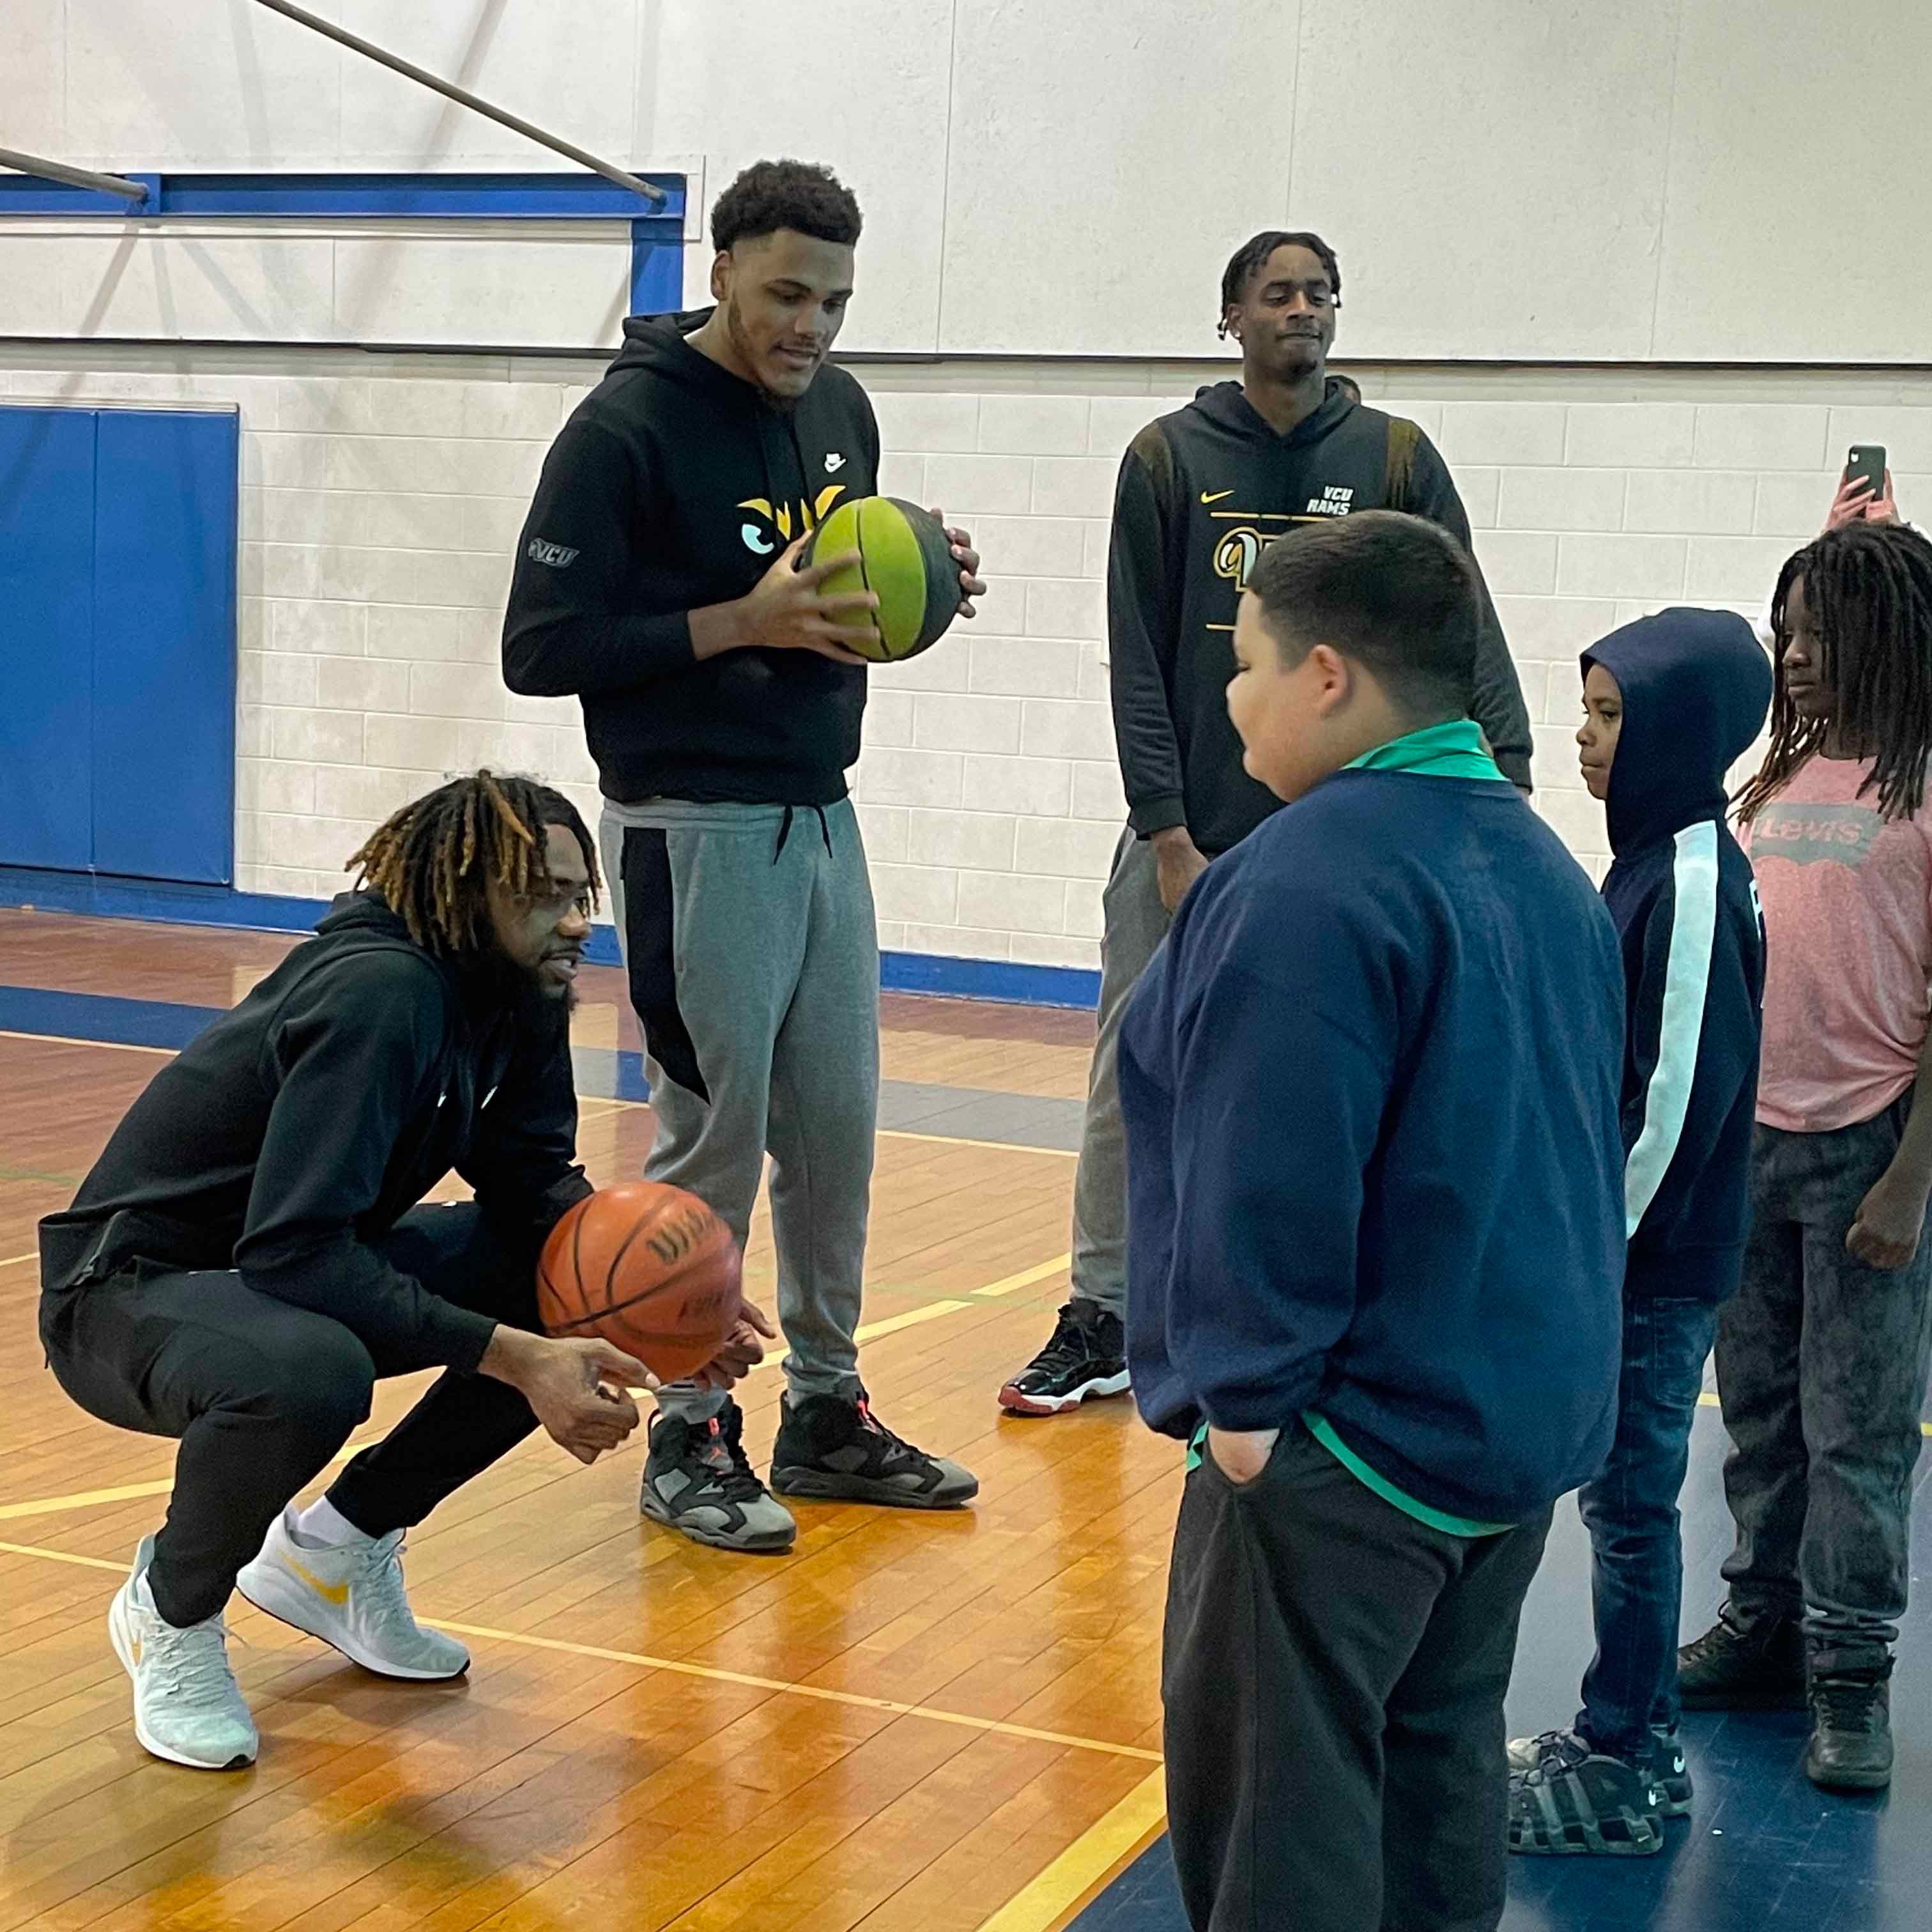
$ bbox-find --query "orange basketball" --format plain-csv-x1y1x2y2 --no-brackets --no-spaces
536,1182,743,1383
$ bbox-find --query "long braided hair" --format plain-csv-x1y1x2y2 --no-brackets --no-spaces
1735,521,1932,826
346,772,600,956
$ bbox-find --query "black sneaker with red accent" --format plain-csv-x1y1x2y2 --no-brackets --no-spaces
640,1400,797,1553
998,1300,1130,1416
769,1390,979,1509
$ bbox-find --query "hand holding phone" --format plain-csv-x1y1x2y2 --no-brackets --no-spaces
1846,443,1887,500
1827,445,1898,532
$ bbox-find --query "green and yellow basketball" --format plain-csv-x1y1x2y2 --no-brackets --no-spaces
798,496,960,664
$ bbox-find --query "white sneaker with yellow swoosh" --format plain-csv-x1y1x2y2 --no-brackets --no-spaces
236,1508,470,1681
108,1535,257,1770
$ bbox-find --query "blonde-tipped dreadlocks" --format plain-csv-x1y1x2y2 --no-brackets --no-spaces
346,771,600,955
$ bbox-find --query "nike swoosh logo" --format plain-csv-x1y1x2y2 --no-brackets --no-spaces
1200,489,1234,504
287,1554,350,1607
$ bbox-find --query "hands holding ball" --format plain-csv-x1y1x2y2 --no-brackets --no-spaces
486,1183,775,1466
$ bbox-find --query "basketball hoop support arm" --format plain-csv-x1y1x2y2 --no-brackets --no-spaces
249,0,666,205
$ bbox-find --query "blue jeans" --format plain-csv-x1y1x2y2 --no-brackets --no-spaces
1575,1293,1722,1761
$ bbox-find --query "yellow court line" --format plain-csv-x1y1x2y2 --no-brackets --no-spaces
0,1251,38,1270
0,1534,1160,1765
1694,1390,1932,1439
974,1254,1071,1299
1,1269,1054,1516
0,1538,123,1572
975,1767,1168,1932
0,1433,383,1524
0,1028,172,1056
422,1618,1162,1760
878,1128,1077,1160
585,1089,1078,1160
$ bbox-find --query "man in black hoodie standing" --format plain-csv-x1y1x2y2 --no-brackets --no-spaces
37,774,769,1772
504,161,985,1553
999,230,1536,1418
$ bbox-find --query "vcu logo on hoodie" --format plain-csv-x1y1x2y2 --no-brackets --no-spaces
739,486,848,556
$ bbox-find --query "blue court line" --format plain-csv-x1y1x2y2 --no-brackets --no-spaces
0,869,1102,1011
0,984,1085,1151
1,981,645,1103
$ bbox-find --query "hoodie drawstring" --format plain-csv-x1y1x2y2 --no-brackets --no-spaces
774,804,832,865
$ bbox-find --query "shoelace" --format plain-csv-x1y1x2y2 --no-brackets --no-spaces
148,1613,244,1704
1812,1676,1886,1733
353,1531,426,1643
1029,1305,1100,1377
694,1415,770,1499
1524,1729,1588,1771
854,1398,922,1465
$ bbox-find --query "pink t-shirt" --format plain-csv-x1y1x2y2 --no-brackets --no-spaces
1744,755,1932,1133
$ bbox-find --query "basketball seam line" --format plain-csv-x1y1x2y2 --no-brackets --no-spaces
855,500,884,660
599,1205,663,1312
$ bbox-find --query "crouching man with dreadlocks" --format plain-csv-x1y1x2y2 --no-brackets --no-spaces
37,772,772,1772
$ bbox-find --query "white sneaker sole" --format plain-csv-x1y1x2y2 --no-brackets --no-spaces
108,1587,256,1772
997,1368,1131,1416
234,1560,468,1682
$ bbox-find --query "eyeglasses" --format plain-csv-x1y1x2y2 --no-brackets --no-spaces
518,885,594,919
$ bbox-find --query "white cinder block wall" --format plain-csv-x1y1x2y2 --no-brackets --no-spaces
7,348,1910,974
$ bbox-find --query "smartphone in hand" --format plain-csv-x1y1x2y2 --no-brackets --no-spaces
1846,443,1887,499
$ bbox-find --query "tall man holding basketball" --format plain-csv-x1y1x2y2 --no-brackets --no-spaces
37,775,769,1770
999,231,1536,1416
505,160,986,1553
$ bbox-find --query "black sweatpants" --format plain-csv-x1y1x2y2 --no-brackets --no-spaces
1163,1427,1552,1932
38,1203,540,1628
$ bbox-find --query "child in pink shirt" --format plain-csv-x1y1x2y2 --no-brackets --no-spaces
1680,521,1932,1795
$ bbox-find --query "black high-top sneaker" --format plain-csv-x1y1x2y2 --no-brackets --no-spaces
640,1400,797,1553
1806,1658,1894,1791
997,1300,1130,1416
1677,1604,1806,1709
770,1390,978,1508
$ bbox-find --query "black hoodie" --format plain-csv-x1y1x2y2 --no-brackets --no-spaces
1583,608,1773,1302
36,894,591,1371
1108,379,1534,855
502,309,881,806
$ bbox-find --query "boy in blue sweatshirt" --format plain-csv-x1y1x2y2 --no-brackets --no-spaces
1123,510,1627,1932
1508,610,1771,1857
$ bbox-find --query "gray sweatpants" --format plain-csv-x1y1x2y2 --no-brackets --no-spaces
600,798,880,1422
1070,829,1174,1319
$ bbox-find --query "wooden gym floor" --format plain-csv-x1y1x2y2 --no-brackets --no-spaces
0,907,1172,1932
12,909,1932,1932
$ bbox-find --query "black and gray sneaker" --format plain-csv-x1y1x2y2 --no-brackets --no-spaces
1508,1731,1666,1857
769,1390,979,1508
998,1300,1131,1416
640,1401,797,1554
1508,1726,1691,1820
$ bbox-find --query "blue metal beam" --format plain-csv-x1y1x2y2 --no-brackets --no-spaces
0,169,681,222
0,168,689,320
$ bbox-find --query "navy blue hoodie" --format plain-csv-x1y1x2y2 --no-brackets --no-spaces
1119,758,1626,1525
1582,609,1772,1302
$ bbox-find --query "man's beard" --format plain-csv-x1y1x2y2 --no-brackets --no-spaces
725,298,804,413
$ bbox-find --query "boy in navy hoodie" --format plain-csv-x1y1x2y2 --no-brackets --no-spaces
1507,610,1771,1858
1124,510,1626,1932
